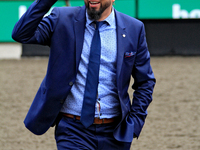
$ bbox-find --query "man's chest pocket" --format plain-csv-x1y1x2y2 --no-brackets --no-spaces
120,51,136,79
124,51,136,64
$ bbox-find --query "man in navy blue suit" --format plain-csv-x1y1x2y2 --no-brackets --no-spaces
12,0,155,149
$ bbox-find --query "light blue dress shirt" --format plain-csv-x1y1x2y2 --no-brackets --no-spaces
61,8,120,119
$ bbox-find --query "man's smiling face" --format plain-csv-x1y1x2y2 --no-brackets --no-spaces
84,0,115,21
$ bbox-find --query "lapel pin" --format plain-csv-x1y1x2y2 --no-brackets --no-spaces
122,34,126,37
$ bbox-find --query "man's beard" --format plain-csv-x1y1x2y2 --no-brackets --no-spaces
85,1,111,21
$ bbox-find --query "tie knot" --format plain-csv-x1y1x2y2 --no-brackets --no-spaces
95,21,105,30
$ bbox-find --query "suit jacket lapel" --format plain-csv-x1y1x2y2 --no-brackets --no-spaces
115,10,127,87
74,6,86,72
74,7,127,86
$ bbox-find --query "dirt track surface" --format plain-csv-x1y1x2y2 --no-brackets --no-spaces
0,57,200,150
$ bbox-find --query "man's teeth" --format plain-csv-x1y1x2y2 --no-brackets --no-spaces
90,2,98,4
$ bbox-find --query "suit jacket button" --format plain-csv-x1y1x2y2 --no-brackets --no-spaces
69,81,73,86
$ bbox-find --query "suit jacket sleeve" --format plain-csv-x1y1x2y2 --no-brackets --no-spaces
12,0,58,45
130,24,156,138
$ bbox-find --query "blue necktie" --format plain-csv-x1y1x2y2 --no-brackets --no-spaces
81,21,104,128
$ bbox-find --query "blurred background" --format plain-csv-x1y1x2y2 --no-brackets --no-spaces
0,0,200,150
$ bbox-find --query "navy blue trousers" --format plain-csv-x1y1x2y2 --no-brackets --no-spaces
55,116,132,150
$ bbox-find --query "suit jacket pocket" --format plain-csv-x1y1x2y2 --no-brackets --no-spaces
124,51,136,62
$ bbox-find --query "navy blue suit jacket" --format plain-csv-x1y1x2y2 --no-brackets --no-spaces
12,0,155,142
